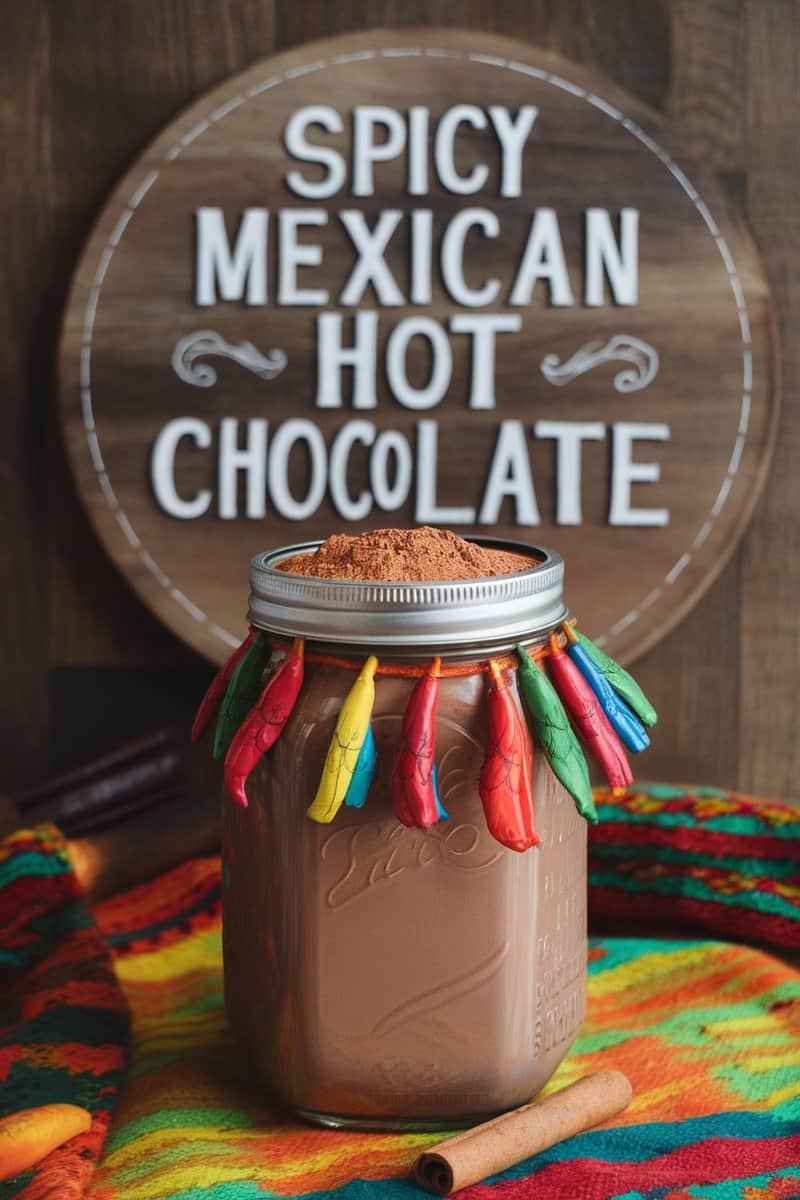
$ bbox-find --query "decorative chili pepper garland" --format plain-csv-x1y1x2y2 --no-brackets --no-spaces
344,724,377,810
516,645,597,824
546,634,633,792
193,620,656,850
191,627,256,744
562,624,649,752
392,657,446,830
307,656,378,824
224,637,305,808
212,632,273,761
575,630,658,728
479,660,539,852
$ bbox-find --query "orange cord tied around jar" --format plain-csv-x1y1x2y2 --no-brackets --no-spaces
192,622,657,850
265,637,556,678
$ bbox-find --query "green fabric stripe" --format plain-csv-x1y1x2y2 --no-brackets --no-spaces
597,807,800,837
589,868,800,921
713,1062,800,1101
108,1139,245,1184
1,1064,119,1110
586,935,720,975
636,784,731,800
575,981,800,1052
106,1107,255,1152
591,842,799,877
0,1006,129,1046
0,850,74,884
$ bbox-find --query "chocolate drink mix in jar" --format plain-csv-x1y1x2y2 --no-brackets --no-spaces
276,526,537,581
193,528,657,1129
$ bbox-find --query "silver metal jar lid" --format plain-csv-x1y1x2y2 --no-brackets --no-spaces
248,537,567,654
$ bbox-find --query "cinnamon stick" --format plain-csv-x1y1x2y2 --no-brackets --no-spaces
413,1069,632,1196
14,728,185,833
7,725,222,900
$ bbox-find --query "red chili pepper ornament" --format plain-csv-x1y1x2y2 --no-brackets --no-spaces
392,657,447,829
546,634,632,791
224,637,305,808
480,660,539,851
191,628,256,743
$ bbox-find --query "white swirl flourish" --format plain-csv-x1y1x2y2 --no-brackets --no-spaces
171,330,288,388
540,334,659,393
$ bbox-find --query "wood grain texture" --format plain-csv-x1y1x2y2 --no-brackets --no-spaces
46,0,278,669
669,0,745,171
58,28,777,670
0,3,51,788
0,0,797,802
640,0,749,793
738,0,800,798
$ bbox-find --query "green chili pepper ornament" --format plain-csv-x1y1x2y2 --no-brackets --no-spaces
213,632,273,760
191,627,256,744
515,645,597,823
576,632,657,729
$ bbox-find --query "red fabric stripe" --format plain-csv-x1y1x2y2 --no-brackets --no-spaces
463,1133,800,1199
0,870,78,912
95,856,220,939
589,886,800,948
0,876,82,950
590,822,797,860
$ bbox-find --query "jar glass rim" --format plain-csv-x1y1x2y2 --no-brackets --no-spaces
248,536,568,653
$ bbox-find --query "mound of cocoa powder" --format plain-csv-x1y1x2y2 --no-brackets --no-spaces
275,527,537,582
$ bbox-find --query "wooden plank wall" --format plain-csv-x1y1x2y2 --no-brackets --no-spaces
0,0,797,798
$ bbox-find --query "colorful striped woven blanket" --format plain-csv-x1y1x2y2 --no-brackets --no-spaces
1,785,799,1199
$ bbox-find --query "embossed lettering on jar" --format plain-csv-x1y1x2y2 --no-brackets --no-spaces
222,539,588,1129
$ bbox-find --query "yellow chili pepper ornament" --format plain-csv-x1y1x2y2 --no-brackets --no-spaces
308,656,378,824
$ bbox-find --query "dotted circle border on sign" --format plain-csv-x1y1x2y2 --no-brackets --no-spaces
77,45,753,653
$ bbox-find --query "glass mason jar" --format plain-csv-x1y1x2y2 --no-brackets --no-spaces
222,538,587,1130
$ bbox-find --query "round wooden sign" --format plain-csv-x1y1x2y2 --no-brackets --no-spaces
60,28,778,665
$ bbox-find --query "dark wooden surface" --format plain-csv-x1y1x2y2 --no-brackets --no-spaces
1,0,798,800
